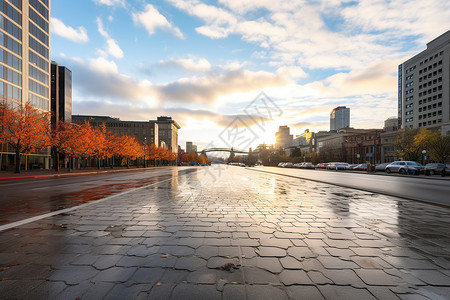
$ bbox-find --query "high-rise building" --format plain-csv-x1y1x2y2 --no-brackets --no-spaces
275,125,293,150
51,61,72,128
330,106,350,131
398,30,450,135
1,0,51,170
186,141,198,153
1,0,51,111
156,116,180,154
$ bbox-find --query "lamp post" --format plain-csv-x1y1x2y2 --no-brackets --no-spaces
144,137,147,168
422,149,426,165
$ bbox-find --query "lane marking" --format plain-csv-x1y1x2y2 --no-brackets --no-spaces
0,177,174,232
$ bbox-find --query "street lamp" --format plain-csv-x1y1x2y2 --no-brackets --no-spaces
422,149,426,165
144,137,147,168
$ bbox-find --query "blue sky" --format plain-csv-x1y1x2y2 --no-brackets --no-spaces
50,0,450,150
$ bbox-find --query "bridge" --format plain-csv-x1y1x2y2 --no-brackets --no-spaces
196,148,249,154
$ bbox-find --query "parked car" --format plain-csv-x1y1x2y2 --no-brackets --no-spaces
293,163,303,168
424,163,450,176
284,162,293,168
353,163,369,171
375,163,389,172
315,163,328,169
302,162,315,169
278,162,285,167
385,161,424,175
327,162,349,170
345,164,358,170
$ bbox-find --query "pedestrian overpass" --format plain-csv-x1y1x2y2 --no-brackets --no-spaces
196,148,249,154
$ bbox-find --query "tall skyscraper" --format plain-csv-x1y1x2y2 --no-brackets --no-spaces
1,0,51,111
330,106,350,131
51,61,72,128
275,125,293,150
398,30,450,135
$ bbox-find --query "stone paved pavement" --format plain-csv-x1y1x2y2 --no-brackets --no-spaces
1,165,450,299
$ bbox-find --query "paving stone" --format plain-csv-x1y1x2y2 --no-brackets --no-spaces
161,269,189,284
93,255,123,270
48,265,99,284
320,269,367,288
255,257,283,273
143,253,177,268
256,247,287,257
116,255,147,267
244,267,281,284
92,267,137,282
104,283,153,300
130,267,165,284
317,255,359,269
148,282,176,299
286,286,326,300
381,256,441,270
307,270,333,284
408,270,450,286
288,247,318,260
127,245,159,257
207,256,240,269
354,269,403,286
280,269,314,285
280,256,303,269
186,267,217,283
318,285,377,300
160,246,195,256
246,285,289,300
174,257,207,271
78,282,116,300
0,280,46,299
171,283,221,300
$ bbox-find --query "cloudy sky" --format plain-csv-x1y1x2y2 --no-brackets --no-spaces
51,0,450,150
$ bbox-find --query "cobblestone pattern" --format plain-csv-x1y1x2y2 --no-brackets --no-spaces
1,166,450,299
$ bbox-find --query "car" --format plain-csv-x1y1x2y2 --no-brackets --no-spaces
284,162,294,168
327,162,349,170
353,163,369,171
385,161,424,175
278,162,286,167
303,162,315,169
345,164,358,170
293,163,303,168
315,163,328,169
424,163,450,176
375,163,389,172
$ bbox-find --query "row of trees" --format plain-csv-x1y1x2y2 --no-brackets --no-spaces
0,103,177,173
178,152,210,165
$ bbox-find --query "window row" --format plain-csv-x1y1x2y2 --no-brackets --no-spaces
419,51,444,66
419,68,443,82
405,103,413,109
28,92,49,110
419,85,443,97
419,60,443,74
405,96,413,102
29,64,48,85
1,0,22,25
405,74,413,80
0,13,22,40
419,94,442,105
29,50,48,72
405,117,413,123
29,0,48,21
0,80,21,101
405,110,413,116
419,111,442,120
29,6,48,32
419,102,443,112
29,35,48,58
29,21,48,46
8,0,21,11
405,88,414,95
0,48,21,71
405,81,413,87
419,119,442,128
419,77,443,90
29,77,48,98
0,31,22,56
0,63,21,85
405,65,416,74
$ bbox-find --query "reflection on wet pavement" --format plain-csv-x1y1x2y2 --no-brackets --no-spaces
0,165,449,299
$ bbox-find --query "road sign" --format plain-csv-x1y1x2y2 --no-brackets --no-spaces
357,154,360,158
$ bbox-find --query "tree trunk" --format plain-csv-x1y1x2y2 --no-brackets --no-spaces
54,148,60,172
97,158,100,169
15,149,21,173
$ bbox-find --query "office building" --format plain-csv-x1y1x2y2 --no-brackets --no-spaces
380,117,399,163
72,115,181,154
398,30,450,135
51,61,72,127
1,0,51,170
275,126,293,150
330,106,350,131
186,141,198,153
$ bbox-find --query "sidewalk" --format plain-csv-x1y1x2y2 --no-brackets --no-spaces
0,166,168,181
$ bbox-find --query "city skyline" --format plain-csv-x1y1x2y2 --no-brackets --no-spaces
50,0,450,149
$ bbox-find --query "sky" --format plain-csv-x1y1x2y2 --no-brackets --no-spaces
50,0,450,151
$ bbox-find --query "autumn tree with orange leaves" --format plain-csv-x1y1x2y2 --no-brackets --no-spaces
0,103,50,173
49,121,76,172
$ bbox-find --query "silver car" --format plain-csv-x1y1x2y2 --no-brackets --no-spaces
385,161,424,175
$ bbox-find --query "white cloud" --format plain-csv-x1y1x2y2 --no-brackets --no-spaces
96,18,124,59
93,0,125,7
51,18,89,43
132,4,184,39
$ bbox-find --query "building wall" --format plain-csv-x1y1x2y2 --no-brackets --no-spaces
51,62,72,127
330,106,350,131
275,126,293,150
399,30,450,133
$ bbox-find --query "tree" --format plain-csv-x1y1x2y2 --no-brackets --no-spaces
0,103,50,173
395,128,421,161
429,135,450,163
49,121,75,172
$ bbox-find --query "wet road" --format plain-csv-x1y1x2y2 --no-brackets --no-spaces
0,165,450,299
0,167,197,227
252,167,450,207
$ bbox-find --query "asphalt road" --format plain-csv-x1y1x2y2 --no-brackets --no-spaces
0,167,198,227
251,167,450,207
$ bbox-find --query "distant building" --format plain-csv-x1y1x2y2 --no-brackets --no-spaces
186,141,198,153
380,117,399,163
343,129,382,164
398,30,450,135
275,126,293,150
51,62,72,128
330,106,350,131
72,115,180,154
